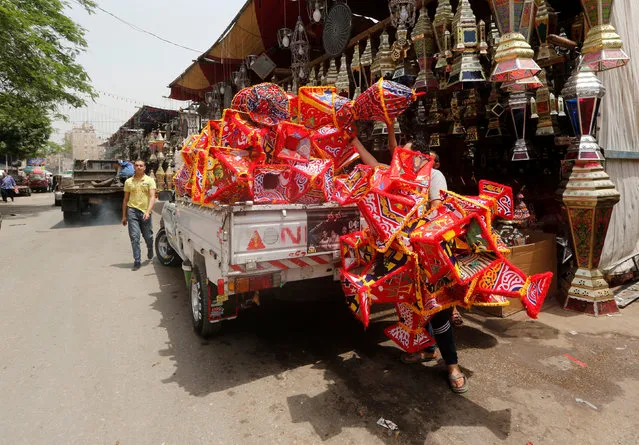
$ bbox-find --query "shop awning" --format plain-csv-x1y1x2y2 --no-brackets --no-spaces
168,0,394,101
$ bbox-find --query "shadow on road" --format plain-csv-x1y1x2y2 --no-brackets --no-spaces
0,199,56,220
149,262,512,443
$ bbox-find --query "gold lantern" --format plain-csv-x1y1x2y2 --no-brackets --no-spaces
411,6,439,92
535,0,559,61
433,0,454,70
335,54,351,96
580,0,629,71
371,30,395,80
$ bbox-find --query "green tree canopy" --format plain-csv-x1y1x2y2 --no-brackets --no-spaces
0,0,96,159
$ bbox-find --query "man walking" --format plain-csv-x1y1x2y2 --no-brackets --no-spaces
122,160,156,271
1,173,17,202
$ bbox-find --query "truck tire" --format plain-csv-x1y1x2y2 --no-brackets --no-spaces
155,228,181,267
190,263,222,338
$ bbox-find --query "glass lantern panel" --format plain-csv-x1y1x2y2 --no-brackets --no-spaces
565,98,581,137
511,107,526,139
592,98,602,136
578,97,597,137
463,30,477,45
536,21,548,42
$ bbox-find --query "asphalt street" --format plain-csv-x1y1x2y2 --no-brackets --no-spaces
1,193,638,445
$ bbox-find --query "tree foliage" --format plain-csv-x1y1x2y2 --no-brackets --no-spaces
0,0,96,159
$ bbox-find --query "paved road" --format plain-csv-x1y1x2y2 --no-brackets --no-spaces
1,193,639,445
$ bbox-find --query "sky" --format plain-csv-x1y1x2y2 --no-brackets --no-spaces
52,0,245,143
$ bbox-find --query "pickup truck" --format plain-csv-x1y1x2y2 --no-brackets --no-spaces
155,197,360,337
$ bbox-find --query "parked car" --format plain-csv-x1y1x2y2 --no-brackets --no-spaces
12,174,31,197
28,173,49,193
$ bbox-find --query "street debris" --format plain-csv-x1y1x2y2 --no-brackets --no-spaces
377,417,399,431
564,353,587,368
615,346,627,350
569,330,578,336
575,398,598,410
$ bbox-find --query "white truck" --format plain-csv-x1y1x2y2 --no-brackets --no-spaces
155,198,360,337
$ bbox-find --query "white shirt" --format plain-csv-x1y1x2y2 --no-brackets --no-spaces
429,169,447,203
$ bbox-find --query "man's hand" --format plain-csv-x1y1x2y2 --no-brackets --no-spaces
122,217,127,226
143,213,150,221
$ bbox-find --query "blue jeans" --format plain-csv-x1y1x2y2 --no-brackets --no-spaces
127,207,153,263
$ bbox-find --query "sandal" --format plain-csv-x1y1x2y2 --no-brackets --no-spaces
449,372,469,394
451,309,464,327
401,350,438,364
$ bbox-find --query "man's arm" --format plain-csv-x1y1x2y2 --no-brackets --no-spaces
352,137,385,168
122,191,130,226
144,189,156,221
387,121,398,155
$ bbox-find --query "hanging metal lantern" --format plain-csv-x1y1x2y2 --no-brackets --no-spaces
234,62,250,89
371,30,395,80
447,0,486,90
306,0,327,24
580,0,629,71
489,0,541,82
561,66,607,161
389,0,417,29
335,54,351,95
509,92,531,161
361,37,373,67
433,0,454,70
533,69,554,136
501,75,543,93
486,84,505,138
309,66,318,86
535,0,559,61
326,58,339,85
412,6,439,92
291,18,310,85
278,27,293,49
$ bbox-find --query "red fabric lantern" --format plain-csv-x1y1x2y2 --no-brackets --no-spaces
252,165,292,204
273,122,313,164
332,164,373,205
289,159,334,204
353,79,418,124
298,86,355,130
311,125,359,173
200,148,255,204
231,83,290,127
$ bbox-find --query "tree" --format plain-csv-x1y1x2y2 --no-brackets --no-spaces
0,0,96,159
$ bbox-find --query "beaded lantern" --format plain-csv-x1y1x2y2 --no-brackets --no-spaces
580,0,629,71
489,0,541,82
411,6,439,92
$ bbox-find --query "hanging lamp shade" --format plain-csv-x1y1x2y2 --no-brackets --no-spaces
489,0,541,82
306,0,327,24
580,0,629,71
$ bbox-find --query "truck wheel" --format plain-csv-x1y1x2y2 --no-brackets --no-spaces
190,263,222,338
155,228,181,267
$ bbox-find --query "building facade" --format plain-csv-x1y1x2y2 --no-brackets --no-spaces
66,123,104,160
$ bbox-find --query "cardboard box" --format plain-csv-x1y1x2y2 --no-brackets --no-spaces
481,232,558,317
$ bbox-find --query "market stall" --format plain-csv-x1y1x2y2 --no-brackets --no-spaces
165,0,634,318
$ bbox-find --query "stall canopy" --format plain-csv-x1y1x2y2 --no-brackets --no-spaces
168,0,394,101
108,105,179,146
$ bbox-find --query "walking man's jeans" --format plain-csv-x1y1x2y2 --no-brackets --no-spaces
127,207,153,263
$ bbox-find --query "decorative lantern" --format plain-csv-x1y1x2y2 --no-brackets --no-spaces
561,67,606,161
501,75,543,93
389,0,417,29
508,92,531,161
446,0,487,90
361,37,373,68
351,44,363,99
326,58,339,85
533,69,554,136
433,0,454,70
559,65,621,315
235,62,250,90
489,0,541,82
306,0,327,24
450,91,466,136
411,6,439,92
291,18,310,85
156,163,166,192
371,30,395,80
278,28,293,49
486,84,505,138
580,0,629,71
535,0,559,61
335,54,351,96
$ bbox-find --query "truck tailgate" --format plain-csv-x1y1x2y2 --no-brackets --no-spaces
230,206,360,265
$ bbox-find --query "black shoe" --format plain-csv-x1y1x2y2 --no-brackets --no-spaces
132,262,141,271
147,246,153,260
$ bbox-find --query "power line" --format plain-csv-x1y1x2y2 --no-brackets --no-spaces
72,0,205,54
